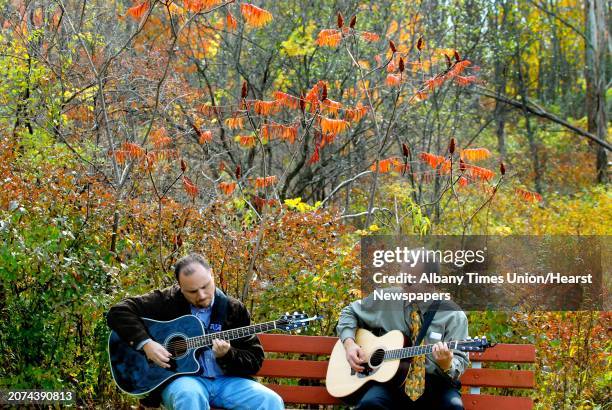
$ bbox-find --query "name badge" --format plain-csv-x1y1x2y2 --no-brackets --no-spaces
430,331,442,340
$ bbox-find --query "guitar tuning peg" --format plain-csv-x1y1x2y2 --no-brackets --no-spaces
285,312,289,316
467,336,472,341
293,311,298,315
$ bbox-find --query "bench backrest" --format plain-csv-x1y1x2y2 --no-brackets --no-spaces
256,334,536,410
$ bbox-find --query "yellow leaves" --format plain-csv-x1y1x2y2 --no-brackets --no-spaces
320,117,349,134
182,176,199,198
127,1,149,20
219,181,237,195
225,116,245,129
254,175,277,188
460,148,491,162
240,4,273,28
253,99,280,116
284,197,321,212
281,21,317,57
236,134,256,148
515,188,543,203
316,29,342,47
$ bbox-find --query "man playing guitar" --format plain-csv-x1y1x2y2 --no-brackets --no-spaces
107,253,284,410
336,257,468,409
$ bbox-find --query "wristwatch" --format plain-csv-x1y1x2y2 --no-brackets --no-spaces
443,363,454,377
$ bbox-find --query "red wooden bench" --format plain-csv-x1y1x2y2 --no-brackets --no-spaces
256,334,536,409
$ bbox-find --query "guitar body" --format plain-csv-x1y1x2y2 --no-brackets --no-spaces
326,329,408,398
108,315,205,395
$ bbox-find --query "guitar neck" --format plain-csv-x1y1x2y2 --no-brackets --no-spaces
384,340,460,361
187,321,277,349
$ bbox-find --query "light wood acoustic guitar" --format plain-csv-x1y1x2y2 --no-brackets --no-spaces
325,328,493,398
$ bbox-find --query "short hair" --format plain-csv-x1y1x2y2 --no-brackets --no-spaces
174,253,211,282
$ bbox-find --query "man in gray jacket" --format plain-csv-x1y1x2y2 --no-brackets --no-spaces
336,259,468,409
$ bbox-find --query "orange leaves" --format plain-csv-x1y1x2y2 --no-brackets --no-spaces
515,188,543,203
240,4,273,28
198,130,213,144
419,152,446,169
122,142,145,160
183,0,221,13
321,98,343,117
261,123,298,144
344,104,368,122
254,175,277,188
225,116,245,129
237,134,256,148
316,29,342,47
460,148,491,162
370,157,409,174
151,128,172,149
226,12,238,31
219,181,237,195
454,75,477,86
309,143,321,164
273,91,300,110
385,73,402,87
360,32,380,42
320,117,349,134
463,163,494,182
127,1,149,20
253,100,280,116
182,176,199,198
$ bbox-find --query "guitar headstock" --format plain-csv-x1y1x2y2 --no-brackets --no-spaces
275,312,323,332
458,336,495,352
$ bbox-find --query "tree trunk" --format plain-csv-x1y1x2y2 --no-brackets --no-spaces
585,0,609,184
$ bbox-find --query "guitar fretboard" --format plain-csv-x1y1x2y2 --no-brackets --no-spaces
185,321,277,350
384,340,460,360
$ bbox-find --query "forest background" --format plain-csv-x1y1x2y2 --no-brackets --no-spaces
0,0,609,408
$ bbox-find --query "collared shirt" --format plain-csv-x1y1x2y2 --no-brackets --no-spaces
336,287,470,380
190,298,225,378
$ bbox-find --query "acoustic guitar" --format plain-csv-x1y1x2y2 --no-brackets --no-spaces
109,312,320,395
326,328,493,398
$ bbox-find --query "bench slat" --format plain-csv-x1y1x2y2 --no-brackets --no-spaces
461,368,535,388
264,385,533,409
469,344,536,363
257,359,327,379
264,385,341,405
463,394,534,410
258,334,337,354
258,360,534,388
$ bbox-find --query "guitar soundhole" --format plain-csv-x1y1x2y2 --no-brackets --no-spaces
165,336,188,358
369,349,385,367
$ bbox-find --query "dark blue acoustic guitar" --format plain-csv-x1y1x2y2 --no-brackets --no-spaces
108,312,321,395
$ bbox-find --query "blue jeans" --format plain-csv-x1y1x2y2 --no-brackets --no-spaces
161,375,284,410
